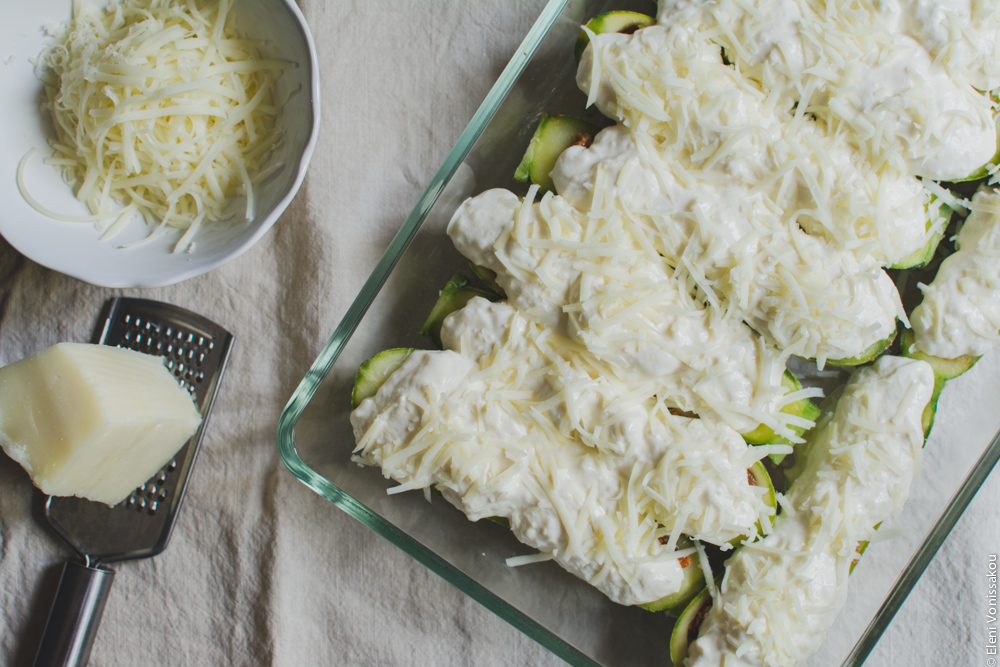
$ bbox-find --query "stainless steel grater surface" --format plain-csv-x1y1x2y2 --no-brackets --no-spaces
43,296,234,562
33,296,233,667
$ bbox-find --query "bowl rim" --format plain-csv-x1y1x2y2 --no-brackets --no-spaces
0,0,322,289
133,0,324,288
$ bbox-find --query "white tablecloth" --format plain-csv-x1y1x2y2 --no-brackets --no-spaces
0,2,998,665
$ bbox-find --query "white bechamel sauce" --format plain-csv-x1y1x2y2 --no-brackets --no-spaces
912,186,1000,358
573,22,931,362
685,356,934,667
352,297,777,606
874,0,1000,93
656,0,997,181
448,188,792,434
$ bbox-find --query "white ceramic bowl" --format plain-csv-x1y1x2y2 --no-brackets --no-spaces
0,0,320,287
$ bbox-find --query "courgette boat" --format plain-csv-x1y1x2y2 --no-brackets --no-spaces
899,327,980,436
420,273,500,349
573,11,655,63
741,369,820,462
514,114,600,193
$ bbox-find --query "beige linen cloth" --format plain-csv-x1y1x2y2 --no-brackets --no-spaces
0,2,998,666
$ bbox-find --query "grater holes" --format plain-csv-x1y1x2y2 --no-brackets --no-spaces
120,460,176,516
118,314,167,356
159,328,215,380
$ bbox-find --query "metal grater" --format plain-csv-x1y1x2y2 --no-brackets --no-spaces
33,296,233,667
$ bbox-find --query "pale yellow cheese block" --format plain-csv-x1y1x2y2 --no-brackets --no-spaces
0,342,202,505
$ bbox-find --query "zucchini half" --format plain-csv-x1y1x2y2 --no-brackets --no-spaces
899,328,980,436
742,369,820,461
574,11,655,62
889,199,951,270
638,536,706,616
826,330,896,367
351,347,416,408
950,102,1000,183
668,585,714,667
514,114,600,193
420,273,500,349
728,462,777,549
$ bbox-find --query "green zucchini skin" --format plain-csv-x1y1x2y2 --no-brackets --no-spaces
727,462,777,549
638,536,706,616
826,331,896,367
888,201,951,270
574,11,655,63
469,261,505,297
898,328,980,436
640,463,774,616
742,369,820,462
514,114,600,193
898,328,980,381
420,273,499,349
351,348,417,408
669,585,713,667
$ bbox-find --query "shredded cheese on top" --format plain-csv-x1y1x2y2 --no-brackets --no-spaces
28,0,289,250
685,356,934,667
351,297,778,606
912,185,1000,358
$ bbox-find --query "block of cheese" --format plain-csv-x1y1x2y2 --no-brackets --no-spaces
0,342,202,505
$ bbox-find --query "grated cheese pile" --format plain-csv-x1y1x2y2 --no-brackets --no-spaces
28,0,288,250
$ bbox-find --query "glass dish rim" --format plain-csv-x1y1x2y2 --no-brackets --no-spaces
275,1,599,663
275,0,1000,663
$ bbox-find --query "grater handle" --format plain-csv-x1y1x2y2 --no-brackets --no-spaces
33,561,115,667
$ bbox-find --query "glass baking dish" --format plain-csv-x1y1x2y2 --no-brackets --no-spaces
276,1,1000,664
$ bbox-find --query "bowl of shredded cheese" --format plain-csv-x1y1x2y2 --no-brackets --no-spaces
0,0,319,287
